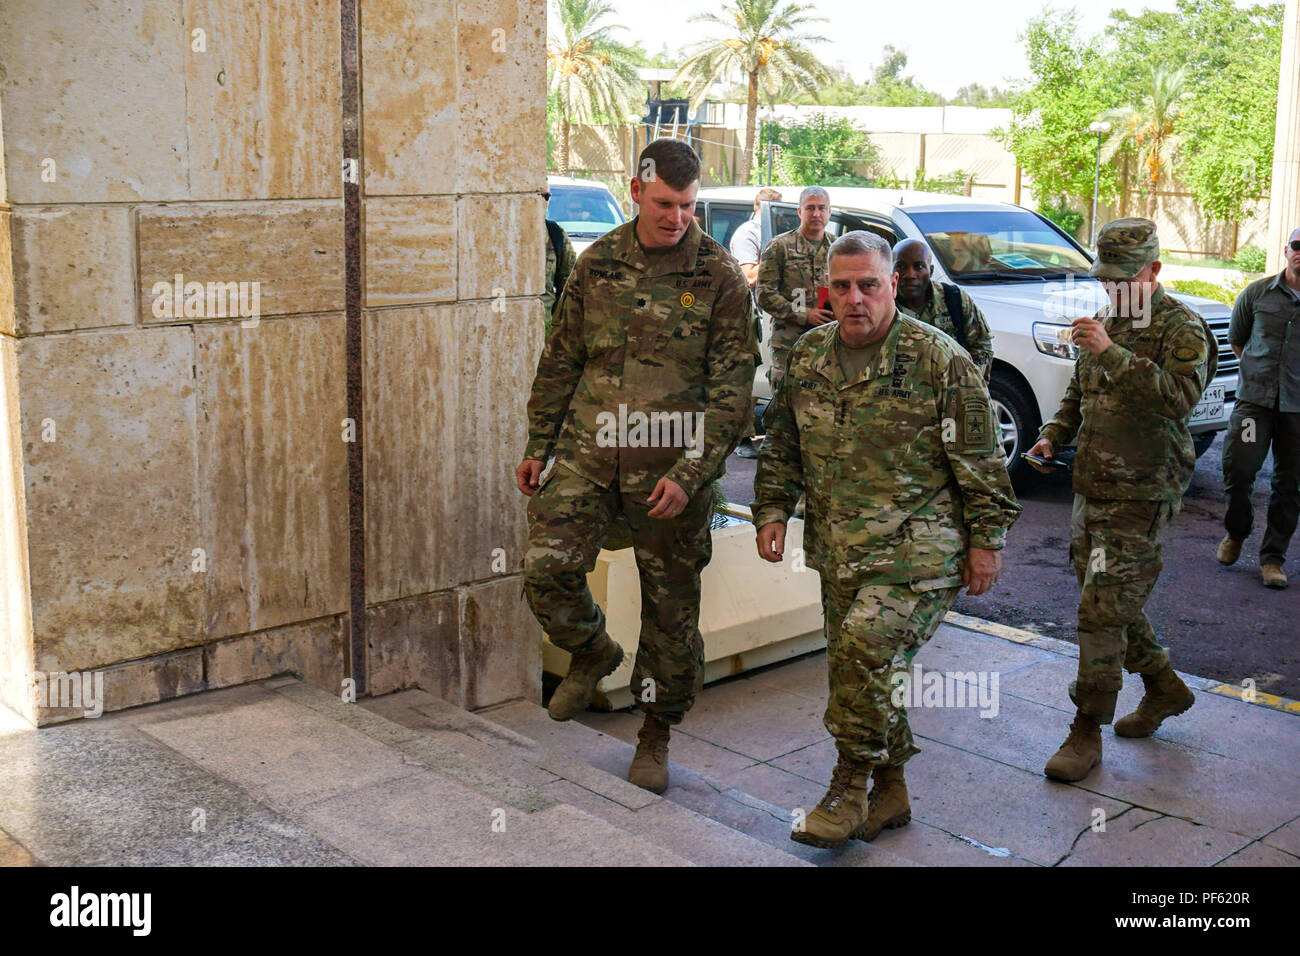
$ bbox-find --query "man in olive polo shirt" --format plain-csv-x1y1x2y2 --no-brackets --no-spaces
1218,227,1300,589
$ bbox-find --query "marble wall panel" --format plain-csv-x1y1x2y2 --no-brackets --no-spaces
9,206,135,334
0,0,189,202
137,201,344,322
18,328,203,674
195,314,348,639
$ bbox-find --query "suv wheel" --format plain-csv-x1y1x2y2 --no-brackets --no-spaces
988,370,1041,491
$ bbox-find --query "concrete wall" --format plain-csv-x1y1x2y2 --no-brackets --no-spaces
0,0,545,725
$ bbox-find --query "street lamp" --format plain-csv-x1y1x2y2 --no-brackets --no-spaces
1088,120,1112,248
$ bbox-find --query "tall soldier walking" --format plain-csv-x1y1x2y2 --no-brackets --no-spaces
517,138,756,794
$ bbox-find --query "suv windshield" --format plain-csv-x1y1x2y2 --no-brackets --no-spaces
546,185,625,240
908,209,1092,281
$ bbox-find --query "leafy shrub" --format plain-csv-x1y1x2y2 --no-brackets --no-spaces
1038,201,1085,240
1166,279,1250,306
752,114,880,187
1233,245,1267,274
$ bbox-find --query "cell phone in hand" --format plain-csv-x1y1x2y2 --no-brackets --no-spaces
1021,452,1069,469
817,285,830,312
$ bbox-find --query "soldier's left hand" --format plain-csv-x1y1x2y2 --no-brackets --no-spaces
646,477,689,519
962,547,1002,596
1070,317,1113,356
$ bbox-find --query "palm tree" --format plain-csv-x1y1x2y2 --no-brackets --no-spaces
1099,66,1191,218
547,0,640,176
674,0,830,185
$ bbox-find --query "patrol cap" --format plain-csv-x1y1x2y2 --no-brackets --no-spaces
1089,217,1160,279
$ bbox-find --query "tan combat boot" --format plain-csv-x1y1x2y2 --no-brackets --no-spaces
1044,712,1102,782
627,713,671,793
1261,564,1288,589
791,755,873,849
1114,668,1195,738
547,636,623,721
1217,535,1243,565
854,764,911,842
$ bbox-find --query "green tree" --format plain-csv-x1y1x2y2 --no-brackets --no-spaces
791,63,871,106
1098,66,1191,218
674,0,831,184
1000,10,1121,218
1004,1,1282,227
860,45,943,106
950,83,1014,108
547,0,641,176
753,113,880,186
1105,0,1282,222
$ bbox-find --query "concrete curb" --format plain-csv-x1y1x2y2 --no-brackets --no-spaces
942,610,1300,717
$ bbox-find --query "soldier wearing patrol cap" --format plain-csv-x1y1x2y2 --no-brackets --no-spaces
754,230,1020,849
1028,217,1216,782
518,138,757,795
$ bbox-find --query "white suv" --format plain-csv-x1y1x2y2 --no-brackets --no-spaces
695,186,1235,488
545,175,626,254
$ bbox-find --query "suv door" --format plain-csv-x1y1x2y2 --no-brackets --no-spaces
759,200,801,245
701,201,753,250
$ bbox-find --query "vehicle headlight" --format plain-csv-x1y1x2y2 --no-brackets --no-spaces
1033,322,1079,360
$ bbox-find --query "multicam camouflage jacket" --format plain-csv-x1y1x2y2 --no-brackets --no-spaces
899,280,995,381
525,217,757,498
757,228,831,352
1038,284,1212,502
753,313,1021,589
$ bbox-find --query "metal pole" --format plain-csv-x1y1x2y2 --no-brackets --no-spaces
1090,132,1102,248
766,115,775,186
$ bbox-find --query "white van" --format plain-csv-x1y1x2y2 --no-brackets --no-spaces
694,186,1234,488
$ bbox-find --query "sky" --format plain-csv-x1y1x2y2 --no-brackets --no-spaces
594,0,1228,99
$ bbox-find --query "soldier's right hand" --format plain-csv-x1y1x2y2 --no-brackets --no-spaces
756,522,787,562
1026,438,1055,474
806,308,835,327
516,459,545,496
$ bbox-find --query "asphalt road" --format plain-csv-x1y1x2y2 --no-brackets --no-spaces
721,433,1299,700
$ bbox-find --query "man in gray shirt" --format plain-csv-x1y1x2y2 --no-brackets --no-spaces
1219,227,1300,588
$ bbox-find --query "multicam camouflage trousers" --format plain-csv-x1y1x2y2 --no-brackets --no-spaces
821,576,959,766
1068,494,1176,723
523,463,713,725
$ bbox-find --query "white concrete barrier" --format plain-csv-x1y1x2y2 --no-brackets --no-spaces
542,518,826,711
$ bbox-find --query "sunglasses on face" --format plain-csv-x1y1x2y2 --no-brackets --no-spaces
1290,240,1300,252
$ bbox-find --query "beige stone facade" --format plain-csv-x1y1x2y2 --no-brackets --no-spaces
0,0,546,725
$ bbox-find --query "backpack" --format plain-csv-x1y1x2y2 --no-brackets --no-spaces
940,283,968,350
544,219,566,297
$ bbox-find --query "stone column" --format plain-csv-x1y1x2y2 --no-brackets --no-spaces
0,0,545,725
1267,0,1300,273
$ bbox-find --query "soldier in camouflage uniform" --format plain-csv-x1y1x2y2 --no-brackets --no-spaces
757,187,833,393
1029,218,1213,783
893,238,995,380
542,190,577,324
518,139,757,795
754,231,1020,849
